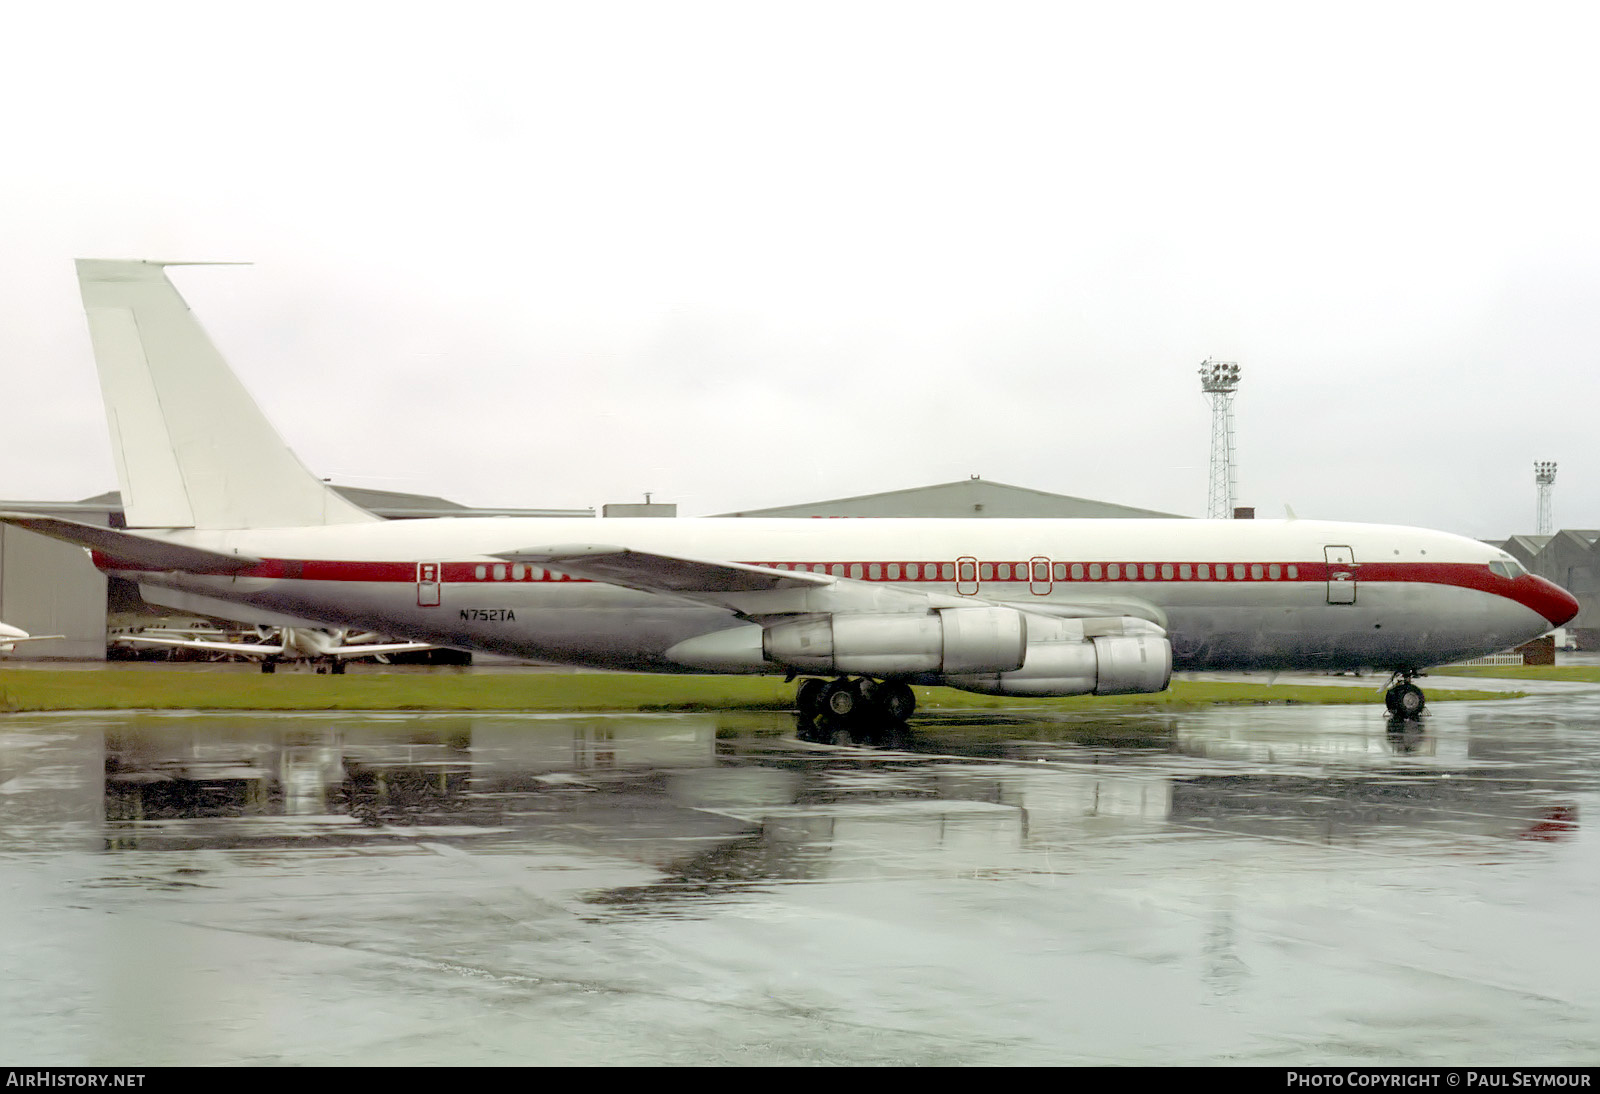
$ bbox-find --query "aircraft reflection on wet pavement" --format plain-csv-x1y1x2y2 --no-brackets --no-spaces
5,700,1597,1065
3,708,1578,868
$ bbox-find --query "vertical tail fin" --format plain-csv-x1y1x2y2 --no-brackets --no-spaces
76,260,379,529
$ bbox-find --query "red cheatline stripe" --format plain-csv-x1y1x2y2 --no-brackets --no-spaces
89,553,1575,622
88,553,1496,590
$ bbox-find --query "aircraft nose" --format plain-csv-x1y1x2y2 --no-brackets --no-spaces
1522,575,1580,627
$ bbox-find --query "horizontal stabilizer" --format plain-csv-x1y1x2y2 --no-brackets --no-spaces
0,513,261,574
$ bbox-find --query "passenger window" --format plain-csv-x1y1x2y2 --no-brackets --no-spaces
1089,564,1102,579
1108,564,1120,580
849,564,862,579
830,564,844,577
1071,563,1084,580
1179,564,1191,580
996,563,1009,580
1234,564,1246,580
942,563,955,580
474,565,487,580
512,564,525,580
1197,564,1210,579
886,564,899,580
1269,564,1280,580
1144,564,1156,580
493,564,506,581
1287,564,1298,579
1162,564,1173,580
1251,564,1263,580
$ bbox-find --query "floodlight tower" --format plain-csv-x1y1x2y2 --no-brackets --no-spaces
1199,358,1242,519
1535,460,1557,536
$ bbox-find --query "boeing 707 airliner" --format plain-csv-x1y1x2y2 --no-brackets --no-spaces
0,261,1577,723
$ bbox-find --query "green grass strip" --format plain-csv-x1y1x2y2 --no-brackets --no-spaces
0,669,1522,714
1431,664,1600,683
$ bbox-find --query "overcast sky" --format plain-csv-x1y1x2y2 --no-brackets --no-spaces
3,2,1598,537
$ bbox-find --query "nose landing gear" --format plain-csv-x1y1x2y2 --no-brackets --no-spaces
1383,673,1426,718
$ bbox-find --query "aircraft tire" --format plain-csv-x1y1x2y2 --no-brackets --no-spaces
1386,682,1425,718
820,678,861,719
261,660,276,674
796,677,825,718
874,681,916,722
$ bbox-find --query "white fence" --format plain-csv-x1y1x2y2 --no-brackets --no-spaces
1451,652,1526,667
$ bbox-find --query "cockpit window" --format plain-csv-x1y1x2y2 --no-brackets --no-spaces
1489,559,1526,579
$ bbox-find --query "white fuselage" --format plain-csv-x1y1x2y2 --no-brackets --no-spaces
110,516,1573,676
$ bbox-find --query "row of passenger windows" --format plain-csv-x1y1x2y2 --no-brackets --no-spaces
765,561,1302,581
470,564,564,581
464,560,1306,582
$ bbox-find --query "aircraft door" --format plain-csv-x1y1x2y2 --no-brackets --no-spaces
1029,556,1053,596
417,562,442,607
956,556,979,596
1324,546,1356,604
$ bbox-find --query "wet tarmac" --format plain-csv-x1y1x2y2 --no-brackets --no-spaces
2,692,1597,1065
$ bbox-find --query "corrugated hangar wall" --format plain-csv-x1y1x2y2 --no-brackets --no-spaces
0,525,107,659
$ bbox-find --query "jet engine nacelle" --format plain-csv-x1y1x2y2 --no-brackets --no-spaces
944,621,1172,698
763,606,1027,676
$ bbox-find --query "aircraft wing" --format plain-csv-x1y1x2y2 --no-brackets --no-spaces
113,635,287,656
329,641,437,659
495,542,925,620
499,543,1169,627
997,595,1167,628
1,635,67,645
0,513,261,574
496,545,833,594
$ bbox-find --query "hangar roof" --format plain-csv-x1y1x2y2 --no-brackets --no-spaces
717,478,1185,519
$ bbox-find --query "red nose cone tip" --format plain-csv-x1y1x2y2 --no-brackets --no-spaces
1528,576,1581,627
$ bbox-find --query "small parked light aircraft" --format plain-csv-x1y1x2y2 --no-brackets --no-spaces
0,261,1579,723
112,625,438,673
0,622,65,654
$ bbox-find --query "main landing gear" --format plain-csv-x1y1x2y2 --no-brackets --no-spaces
1383,672,1427,718
795,676,916,744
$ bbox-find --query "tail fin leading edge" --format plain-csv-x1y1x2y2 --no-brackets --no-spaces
76,259,378,530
